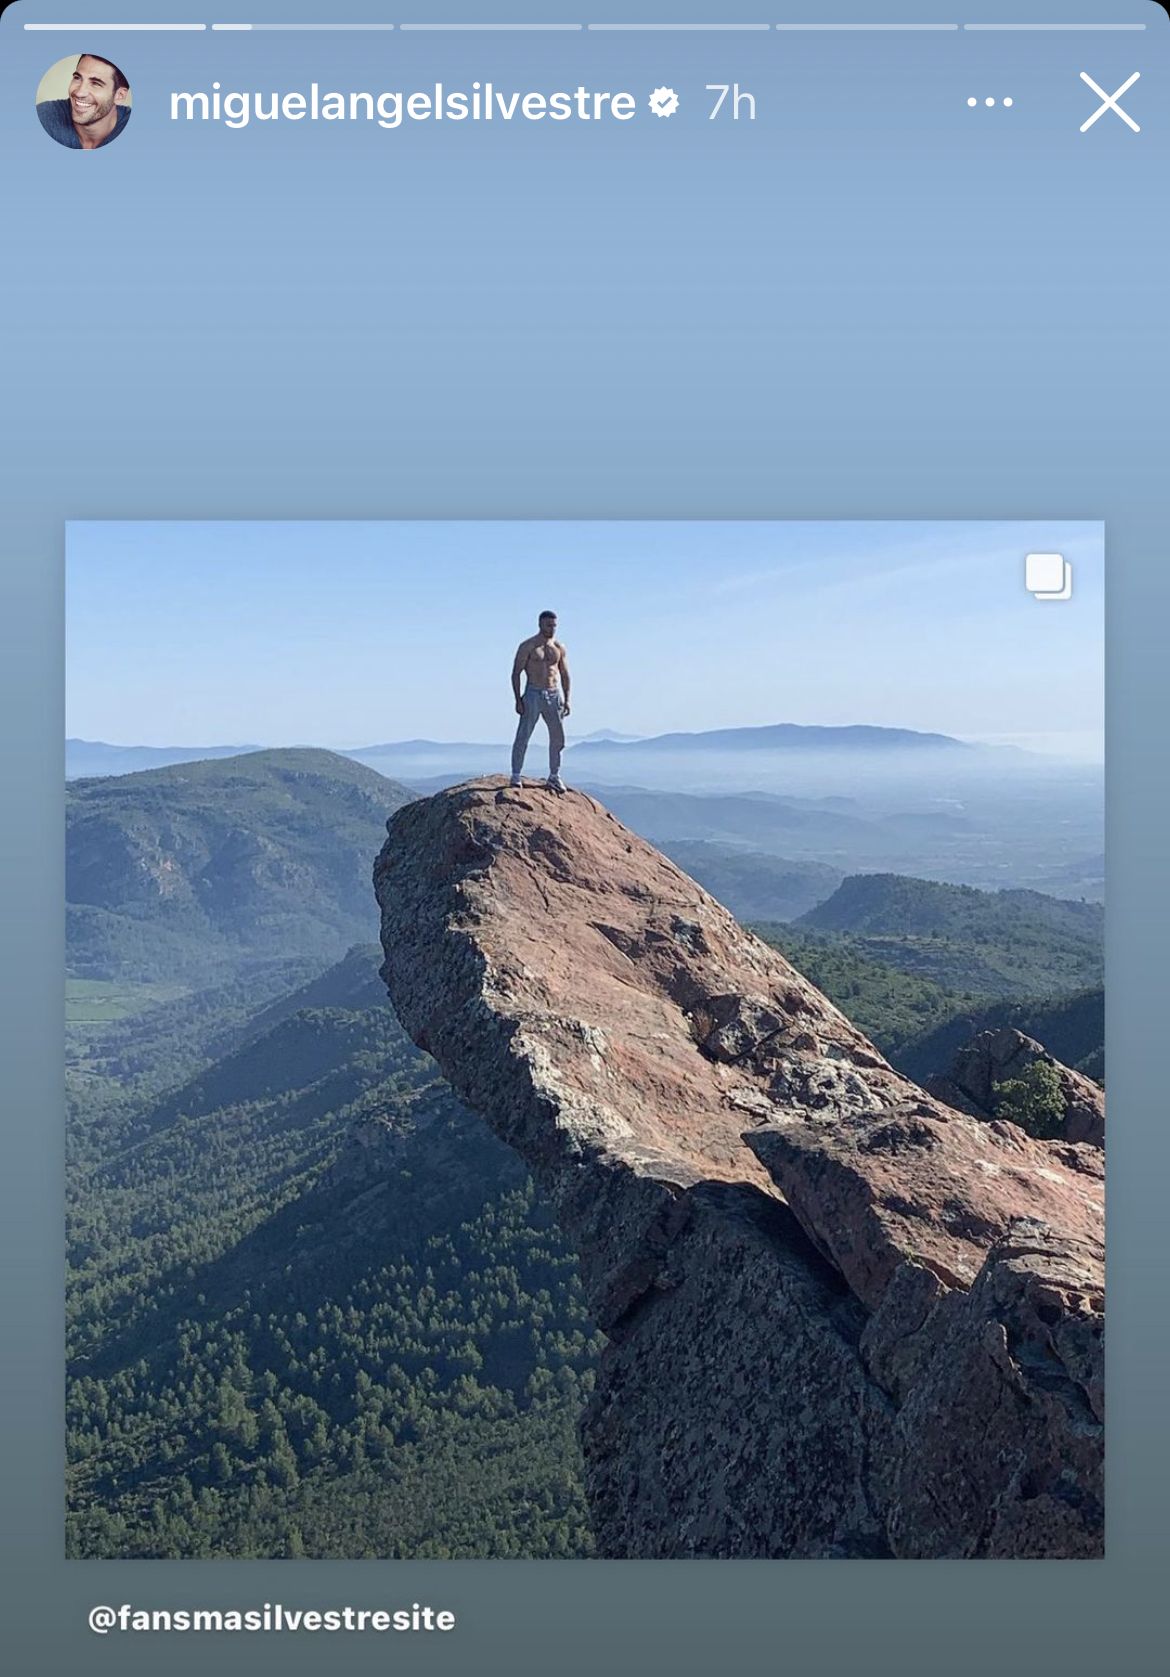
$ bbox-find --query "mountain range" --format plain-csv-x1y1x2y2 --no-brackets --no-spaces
68,721,982,785
570,722,975,759
66,748,1106,990
66,750,412,981
67,730,1101,900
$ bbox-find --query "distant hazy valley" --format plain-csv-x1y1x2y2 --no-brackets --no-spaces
69,720,1103,903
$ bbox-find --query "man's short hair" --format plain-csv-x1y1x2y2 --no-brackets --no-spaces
78,53,129,94
538,610,557,623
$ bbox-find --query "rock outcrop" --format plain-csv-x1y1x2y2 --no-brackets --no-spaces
373,779,1104,1558
927,1025,1105,1146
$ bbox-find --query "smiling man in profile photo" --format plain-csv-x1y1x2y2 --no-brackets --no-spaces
37,54,131,151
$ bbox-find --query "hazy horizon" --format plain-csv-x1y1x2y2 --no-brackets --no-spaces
64,724,1106,765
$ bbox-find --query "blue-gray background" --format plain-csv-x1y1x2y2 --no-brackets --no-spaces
1,1,1166,1673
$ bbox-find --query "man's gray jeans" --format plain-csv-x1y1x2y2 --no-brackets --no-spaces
511,686,565,778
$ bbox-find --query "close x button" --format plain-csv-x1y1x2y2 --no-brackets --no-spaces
1079,71,1142,134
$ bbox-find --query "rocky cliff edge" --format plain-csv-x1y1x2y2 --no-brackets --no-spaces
374,779,1103,1558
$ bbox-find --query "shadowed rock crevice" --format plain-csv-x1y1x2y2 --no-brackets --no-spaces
374,778,1103,1558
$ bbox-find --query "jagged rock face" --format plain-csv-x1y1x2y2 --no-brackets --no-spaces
927,1025,1105,1146
374,779,1103,1559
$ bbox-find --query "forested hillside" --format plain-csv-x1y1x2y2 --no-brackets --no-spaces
67,949,600,1558
66,750,413,981
794,873,1103,998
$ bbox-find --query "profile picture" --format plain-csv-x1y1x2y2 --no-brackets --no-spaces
36,53,131,151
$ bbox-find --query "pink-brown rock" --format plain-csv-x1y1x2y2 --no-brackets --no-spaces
374,778,1104,1558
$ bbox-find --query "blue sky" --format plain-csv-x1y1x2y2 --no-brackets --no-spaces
66,520,1104,758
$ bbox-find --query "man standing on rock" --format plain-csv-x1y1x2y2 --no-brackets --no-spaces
510,611,571,793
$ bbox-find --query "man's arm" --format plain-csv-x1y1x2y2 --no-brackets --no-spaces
559,645,571,715
512,640,531,710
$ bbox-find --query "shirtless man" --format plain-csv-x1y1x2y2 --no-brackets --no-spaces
510,611,572,792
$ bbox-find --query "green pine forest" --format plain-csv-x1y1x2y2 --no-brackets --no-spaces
68,950,600,1558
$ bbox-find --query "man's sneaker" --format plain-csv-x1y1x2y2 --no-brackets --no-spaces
509,774,523,787
547,776,567,795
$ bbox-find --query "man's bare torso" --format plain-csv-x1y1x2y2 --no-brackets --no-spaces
518,635,565,690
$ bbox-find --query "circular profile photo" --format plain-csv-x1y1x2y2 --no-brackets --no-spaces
36,53,131,151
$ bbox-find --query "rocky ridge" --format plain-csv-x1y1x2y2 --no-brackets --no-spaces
927,1025,1105,1146
373,778,1104,1558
